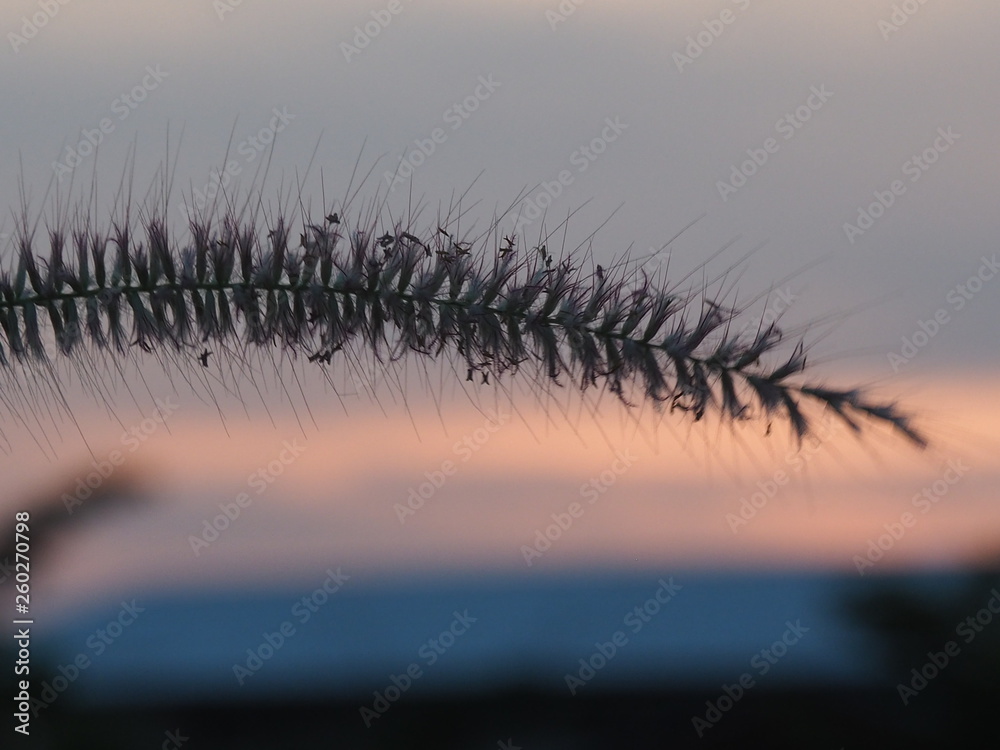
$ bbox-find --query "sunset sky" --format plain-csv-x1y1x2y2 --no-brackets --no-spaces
1,0,998,620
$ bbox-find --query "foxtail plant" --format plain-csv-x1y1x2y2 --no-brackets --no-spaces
0,203,925,448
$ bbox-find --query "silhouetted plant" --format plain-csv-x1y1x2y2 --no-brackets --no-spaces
0,198,925,448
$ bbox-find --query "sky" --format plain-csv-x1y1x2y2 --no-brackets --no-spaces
1,0,999,614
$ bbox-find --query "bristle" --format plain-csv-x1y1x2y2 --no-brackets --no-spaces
0,205,927,448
